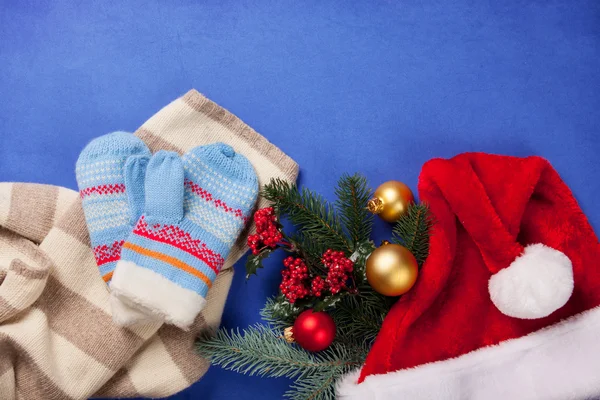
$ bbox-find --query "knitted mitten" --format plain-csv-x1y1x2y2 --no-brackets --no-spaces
76,132,151,283
110,144,258,329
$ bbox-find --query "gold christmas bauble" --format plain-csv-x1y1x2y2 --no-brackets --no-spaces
366,243,418,296
367,180,414,223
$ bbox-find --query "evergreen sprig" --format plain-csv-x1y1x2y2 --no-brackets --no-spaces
391,202,433,267
288,231,326,269
261,179,352,255
197,325,364,400
331,285,392,346
286,370,339,400
334,174,373,249
198,174,434,400
284,342,365,400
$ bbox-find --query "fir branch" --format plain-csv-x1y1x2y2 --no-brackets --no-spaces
284,344,365,400
284,343,368,400
331,286,392,345
391,203,433,267
287,231,326,271
334,174,374,248
197,325,364,384
262,179,352,255
285,371,338,400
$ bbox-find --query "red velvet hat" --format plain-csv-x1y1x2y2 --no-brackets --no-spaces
338,153,600,400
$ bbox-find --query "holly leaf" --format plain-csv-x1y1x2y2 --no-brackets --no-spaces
351,240,376,285
268,294,304,321
245,249,273,279
313,294,344,312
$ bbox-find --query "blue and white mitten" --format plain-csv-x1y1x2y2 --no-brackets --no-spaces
76,131,163,325
76,131,150,283
110,144,258,329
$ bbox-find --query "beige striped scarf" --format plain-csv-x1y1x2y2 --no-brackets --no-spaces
0,90,298,399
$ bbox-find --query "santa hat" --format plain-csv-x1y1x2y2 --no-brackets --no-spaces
337,153,600,400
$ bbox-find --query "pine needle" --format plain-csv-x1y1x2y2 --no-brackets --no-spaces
334,174,374,249
262,179,352,255
197,325,365,400
391,202,433,267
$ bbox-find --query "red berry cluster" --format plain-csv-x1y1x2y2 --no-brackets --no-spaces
280,257,310,303
322,249,354,294
279,249,355,303
310,276,326,297
247,207,283,255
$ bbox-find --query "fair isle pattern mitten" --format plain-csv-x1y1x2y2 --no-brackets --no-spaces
110,144,258,329
76,131,151,283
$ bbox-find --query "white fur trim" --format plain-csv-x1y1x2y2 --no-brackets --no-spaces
488,243,573,319
109,293,162,327
336,369,362,398
110,260,207,330
336,305,600,400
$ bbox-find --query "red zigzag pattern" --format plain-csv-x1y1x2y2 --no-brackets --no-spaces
80,184,126,198
132,216,225,274
93,240,124,266
184,179,247,221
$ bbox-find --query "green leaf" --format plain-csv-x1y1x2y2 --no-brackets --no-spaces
265,294,304,321
260,296,294,329
313,294,344,312
245,249,273,279
351,239,376,285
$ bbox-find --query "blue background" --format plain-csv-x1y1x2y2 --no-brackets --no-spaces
1,1,599,399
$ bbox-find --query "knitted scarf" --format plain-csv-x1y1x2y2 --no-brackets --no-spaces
0,90,298,399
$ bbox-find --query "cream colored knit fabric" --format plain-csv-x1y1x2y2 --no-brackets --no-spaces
0,90,298,399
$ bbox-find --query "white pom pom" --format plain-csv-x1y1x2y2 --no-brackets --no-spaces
488,244,573,319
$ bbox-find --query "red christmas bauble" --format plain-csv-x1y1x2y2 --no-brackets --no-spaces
292,310,336,352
